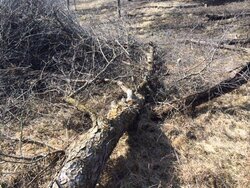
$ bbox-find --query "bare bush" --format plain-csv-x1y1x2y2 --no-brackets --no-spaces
0,0,154,186
0,0,149,124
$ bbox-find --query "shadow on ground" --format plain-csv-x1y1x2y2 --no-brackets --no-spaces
99,109,179,187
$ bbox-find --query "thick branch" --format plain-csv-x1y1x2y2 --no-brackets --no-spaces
51,96,144,188
51,43,155,188
221,38,250,46
156,62,250,117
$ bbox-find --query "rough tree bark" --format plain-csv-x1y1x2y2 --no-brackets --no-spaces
51,95,144,188
51,44,155,188
50,43,249,187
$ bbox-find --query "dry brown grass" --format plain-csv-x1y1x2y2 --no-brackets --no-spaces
99,83,249,188
79,1,249,187
99,119,178,187
1,0,249,187
163,83,250,188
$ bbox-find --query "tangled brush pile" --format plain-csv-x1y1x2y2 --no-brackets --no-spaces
0,0,147,122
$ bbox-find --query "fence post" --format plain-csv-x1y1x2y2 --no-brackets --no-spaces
117,0,121,17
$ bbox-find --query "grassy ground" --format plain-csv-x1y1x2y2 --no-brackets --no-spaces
0,0,249,187
73,0,250,187
99,83,249,188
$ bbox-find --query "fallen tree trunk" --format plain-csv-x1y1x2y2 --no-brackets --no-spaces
155,62,250,117
51,95,144,188
51,44,155,188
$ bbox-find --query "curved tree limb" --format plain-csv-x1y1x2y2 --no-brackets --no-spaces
155,62,250,118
